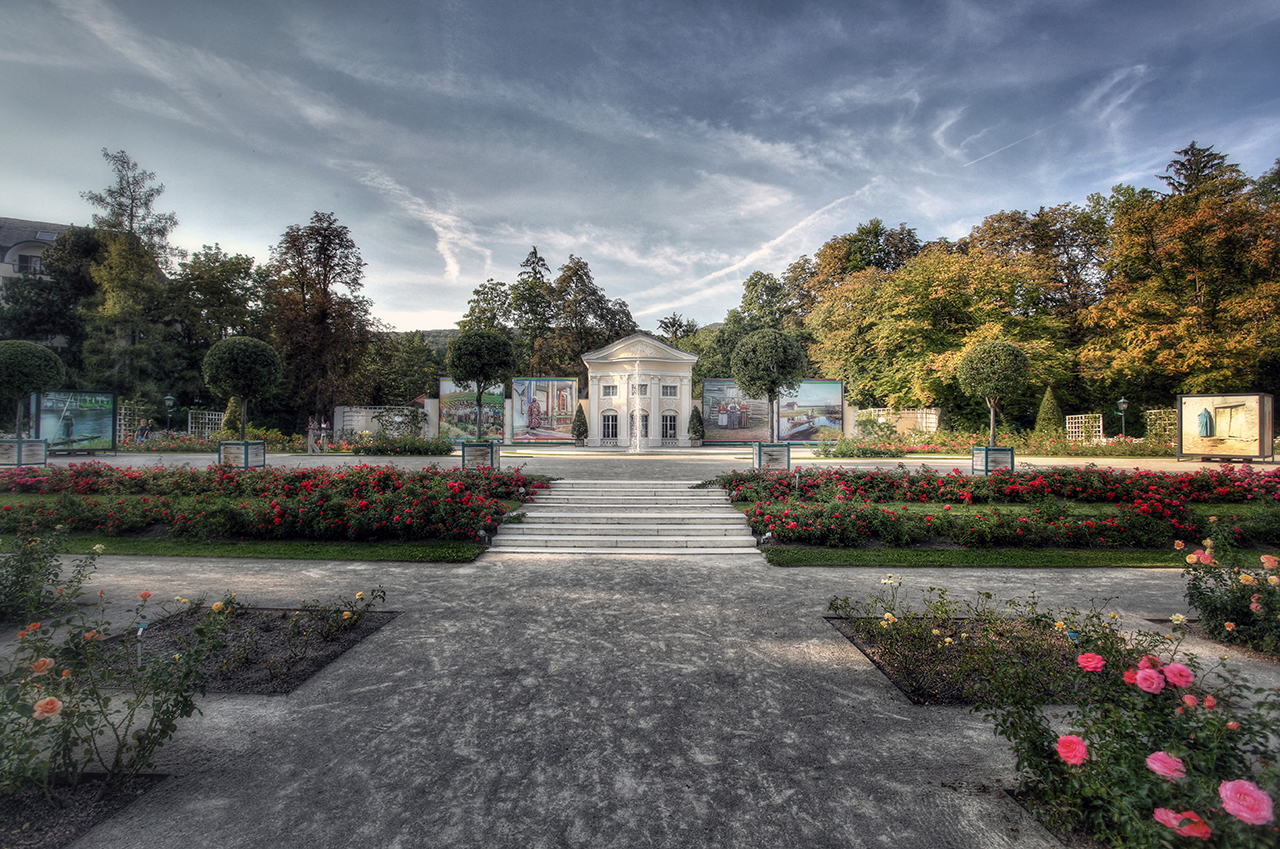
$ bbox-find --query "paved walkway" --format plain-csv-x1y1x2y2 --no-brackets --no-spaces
19,449,1277,847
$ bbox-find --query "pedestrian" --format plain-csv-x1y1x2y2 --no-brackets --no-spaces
306,416,318,454
135,419,150,442
320,416,331,452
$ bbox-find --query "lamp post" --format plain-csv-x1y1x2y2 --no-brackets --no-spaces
163,395,176,433
1117,397,1129,438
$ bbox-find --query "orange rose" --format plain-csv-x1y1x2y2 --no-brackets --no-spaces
138,591,152,600
29,658,54,676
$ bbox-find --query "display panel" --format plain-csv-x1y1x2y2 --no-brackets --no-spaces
777,380,845,442
511,378,577,442
439,379,504,440
36,391,117,452
701,379,770,443
1178,393,1274,459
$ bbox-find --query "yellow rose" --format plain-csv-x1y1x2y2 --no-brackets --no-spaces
356,592,364,600
342,611,352,620
211,601,225,613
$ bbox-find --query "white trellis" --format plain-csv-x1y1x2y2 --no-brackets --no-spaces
1144,408,1177,444
855,407,941,437
117,404,148,441
187,410,226,440
1066,413,1104,444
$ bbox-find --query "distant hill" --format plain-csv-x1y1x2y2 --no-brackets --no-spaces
415,329,459,354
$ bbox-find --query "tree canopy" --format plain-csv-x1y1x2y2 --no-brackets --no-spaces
202,336,283,440
448,329,516,440
956,341,1030,447
0,340,66,434
730,329,807,441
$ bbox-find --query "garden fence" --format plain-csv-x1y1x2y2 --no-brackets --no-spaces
855,407,942,436
116,404,147,441
187,410,226,440
1066,413,1104,444
1144,408,1177,444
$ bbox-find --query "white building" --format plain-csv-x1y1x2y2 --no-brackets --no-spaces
581,333,698,448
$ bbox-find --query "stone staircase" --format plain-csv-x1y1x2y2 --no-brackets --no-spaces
489,480,759,555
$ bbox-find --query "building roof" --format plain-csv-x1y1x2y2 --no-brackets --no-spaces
580,332,699,365
0,217,71,254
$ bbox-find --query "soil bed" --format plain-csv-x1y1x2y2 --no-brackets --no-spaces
1,607,398,848
826,615,1080,705
103,607,401,695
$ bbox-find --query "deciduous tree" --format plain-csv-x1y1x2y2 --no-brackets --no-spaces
730,329,807,441
263,212,377,424
447,329,516,438
956,341,1029,447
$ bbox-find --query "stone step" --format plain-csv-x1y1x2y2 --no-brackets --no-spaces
490,479,756,555
500,524,753,537
515,512,743,525
490,535,757,549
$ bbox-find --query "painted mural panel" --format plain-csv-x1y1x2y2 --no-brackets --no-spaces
512,378,577,442
36,391,117,452
439,379,504,440
777,380,845,442
701,379,770,443
1178,393,1274,459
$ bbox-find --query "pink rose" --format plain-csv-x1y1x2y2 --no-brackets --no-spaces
1146,751,1186,780
29,657,54,676
1182,694,1198,708
32,697,63,720
1056,734,1088,765
1135,668,1166,694
1076,653,1106,672
1164,663,1194,687
1123,668,1138,685
1219,780,1275,826
1204,695,1217,709
1152,808,1212,839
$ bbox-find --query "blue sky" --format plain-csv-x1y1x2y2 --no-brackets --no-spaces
4,0,1278,332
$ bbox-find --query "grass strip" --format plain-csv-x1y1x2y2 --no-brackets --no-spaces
765,546,1178,569
58,537,486,563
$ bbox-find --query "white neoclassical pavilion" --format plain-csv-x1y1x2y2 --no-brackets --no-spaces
580,333,699,448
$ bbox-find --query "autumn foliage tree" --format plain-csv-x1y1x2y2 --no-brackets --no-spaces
263,212,377,424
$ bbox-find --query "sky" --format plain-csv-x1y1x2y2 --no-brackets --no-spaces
4,0,1279,333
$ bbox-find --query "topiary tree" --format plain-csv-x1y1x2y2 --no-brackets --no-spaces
730,330,807,441
203,337,283,441
447,329,516,440
571,404,588,443
1034,386,1065,435
955,341,1030,448
0,340,66,437
688,404,704,442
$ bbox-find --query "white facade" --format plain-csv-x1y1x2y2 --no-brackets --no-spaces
581,333,698,448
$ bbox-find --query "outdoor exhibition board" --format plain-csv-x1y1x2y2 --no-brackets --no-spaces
511,378,577,442
701,379,769,443
35,391,117,453
1177,393,1275,461
776,380,845,442
439,379,504,440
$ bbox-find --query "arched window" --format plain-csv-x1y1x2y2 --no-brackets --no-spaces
601,412,618,440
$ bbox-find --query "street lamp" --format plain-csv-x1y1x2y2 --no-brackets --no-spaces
1117,397,1129,438
163,395,176,433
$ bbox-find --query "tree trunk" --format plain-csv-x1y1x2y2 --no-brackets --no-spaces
240,397,248,441
987,398,997,448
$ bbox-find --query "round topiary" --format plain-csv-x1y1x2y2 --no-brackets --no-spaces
203,337,282,440
0,340,67,435
956,341,1030,447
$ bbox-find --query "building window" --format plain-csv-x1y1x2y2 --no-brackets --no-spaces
16,255,41,274
630,384,648,396
641,413,649,437
602,414,618,439
661,385,678,398
662,414,677,439
601,384,618,397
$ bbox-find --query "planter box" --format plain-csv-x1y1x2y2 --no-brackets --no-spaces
219,440,267,469
754,442,791,470
0,438,48,467
462,441,501,469
971,446,1015,476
